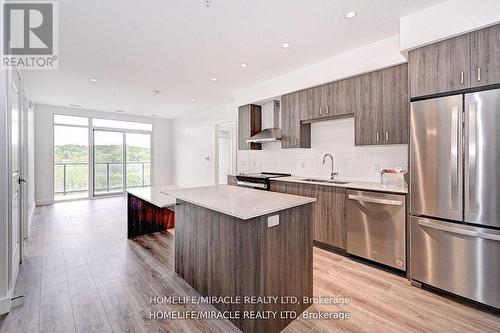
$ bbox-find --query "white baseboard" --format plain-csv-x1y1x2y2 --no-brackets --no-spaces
0,294,12,315
35,199,53,206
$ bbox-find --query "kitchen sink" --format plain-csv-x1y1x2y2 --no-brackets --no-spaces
301,178,350,185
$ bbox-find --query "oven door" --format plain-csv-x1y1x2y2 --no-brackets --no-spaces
235,176,269,190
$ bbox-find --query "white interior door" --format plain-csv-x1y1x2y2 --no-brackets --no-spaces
10,72,22,284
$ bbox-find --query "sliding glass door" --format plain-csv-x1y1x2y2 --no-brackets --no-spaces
93,130,124,195
126,133,151,188
93,130,151,196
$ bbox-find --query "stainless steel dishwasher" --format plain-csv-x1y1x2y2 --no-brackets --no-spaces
346,189,406,270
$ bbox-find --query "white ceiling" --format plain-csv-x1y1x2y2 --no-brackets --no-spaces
21,0,444,119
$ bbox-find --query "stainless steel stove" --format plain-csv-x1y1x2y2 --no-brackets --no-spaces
235,172,291,190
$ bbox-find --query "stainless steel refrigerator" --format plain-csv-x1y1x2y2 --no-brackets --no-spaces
410,89,500,309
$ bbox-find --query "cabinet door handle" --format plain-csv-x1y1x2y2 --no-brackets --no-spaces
295,138,298,146
460,71,464,84
385,131,389,142
319,107,322,115
326,105,330,114
477,68,481,81
376,132,380,142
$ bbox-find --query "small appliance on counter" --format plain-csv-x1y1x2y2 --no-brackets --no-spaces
380,168,407,188
235,172,291,190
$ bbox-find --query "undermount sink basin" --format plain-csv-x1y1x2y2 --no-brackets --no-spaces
301,178,350,185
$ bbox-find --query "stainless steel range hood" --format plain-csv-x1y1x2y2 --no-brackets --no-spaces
246,100,281,143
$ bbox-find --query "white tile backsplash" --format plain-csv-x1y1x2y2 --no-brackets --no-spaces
237,117,407,182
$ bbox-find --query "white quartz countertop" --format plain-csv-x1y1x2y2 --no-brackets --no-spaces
271,176,408,194
167,185,316,220
127,185,182,208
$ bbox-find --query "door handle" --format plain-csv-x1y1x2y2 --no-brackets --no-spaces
376,132,380,142
319,107,322,115
385,131,389,142
460,71,464,84
18,178,27,184
467,103,477,212
348,194,403,206
450,106,459,210
477,68,481,81
326,106,330,114
418,218,500,242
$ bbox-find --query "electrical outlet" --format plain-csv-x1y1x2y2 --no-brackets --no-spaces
267,215,279,228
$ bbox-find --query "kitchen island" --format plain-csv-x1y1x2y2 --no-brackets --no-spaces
127,185,181,238
169,185,316,333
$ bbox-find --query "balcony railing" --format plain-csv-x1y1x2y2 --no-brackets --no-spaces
54,162,150,197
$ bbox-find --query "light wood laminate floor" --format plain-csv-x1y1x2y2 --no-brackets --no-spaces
0,197,498,333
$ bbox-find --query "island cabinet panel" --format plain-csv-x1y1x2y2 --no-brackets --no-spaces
175,200,313,333
270,181,347,250
470,24,500,87
238,104,262,150
127,194,174,238
408,34,471,98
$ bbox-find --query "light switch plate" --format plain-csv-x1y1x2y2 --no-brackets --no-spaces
267,215,279,228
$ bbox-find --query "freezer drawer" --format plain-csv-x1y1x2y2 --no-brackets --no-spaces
346,190,406,270
410,216,500,309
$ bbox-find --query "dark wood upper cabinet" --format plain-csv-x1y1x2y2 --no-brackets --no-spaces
354,71,383,146
382,64,409,144
238,104,261,150
471,24,500,87
409,34,470,98
329,79,356,116
281,92,311,149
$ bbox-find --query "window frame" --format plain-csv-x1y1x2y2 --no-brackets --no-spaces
52,112,155,201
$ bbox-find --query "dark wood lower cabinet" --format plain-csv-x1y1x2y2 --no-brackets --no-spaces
270,181,346,250
127,194,175,238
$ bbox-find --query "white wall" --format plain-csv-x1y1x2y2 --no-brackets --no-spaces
233,34,408,182
400,0,500,51
171,103,236,187
0,64,11,314
34,104,172,204
238,118,407,182
235,35,406,106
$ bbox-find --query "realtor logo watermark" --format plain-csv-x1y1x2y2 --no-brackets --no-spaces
2,1,58,69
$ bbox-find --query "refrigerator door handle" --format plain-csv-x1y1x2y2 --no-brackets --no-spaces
467,103,478,212
417,218,500,242
348,194,403,206
450,106,459,210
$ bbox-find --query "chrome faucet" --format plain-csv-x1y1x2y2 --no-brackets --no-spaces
322,154,338,180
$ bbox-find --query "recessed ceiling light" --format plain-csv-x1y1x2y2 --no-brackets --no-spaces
115,110,125,113
89,78,98,82
152,89,160,95
152,113,160,117
240,63,247,68
70,103,81,107
282,42,291,48
211,77,217,81
191,98,196,102
345,11,357,19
